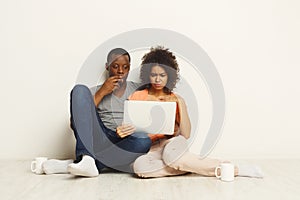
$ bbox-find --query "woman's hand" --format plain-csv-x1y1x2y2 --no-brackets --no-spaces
116,123,136,138
146,94,178,102
158,95,178,102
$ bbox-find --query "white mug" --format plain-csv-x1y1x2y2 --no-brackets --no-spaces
215,163,235,182
31,157,48,174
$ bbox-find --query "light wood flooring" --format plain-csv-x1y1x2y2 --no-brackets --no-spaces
1,159,299,200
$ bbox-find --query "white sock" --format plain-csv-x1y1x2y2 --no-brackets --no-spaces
42,159,74,175
67,155,99,177
237,164,264,178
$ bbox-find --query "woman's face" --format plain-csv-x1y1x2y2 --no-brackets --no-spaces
149,65,168,91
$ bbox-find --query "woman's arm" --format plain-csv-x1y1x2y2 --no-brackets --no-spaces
175,94,191,139
157,94,191,139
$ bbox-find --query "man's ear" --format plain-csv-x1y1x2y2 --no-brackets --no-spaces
105,63,109,71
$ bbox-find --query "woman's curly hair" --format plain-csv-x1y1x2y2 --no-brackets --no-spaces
139,46,180,94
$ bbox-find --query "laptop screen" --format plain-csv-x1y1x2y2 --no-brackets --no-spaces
123,100,176,135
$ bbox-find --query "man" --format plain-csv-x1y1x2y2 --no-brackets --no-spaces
43,48,151,177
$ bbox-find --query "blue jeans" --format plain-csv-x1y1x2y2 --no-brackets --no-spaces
70,84,151,173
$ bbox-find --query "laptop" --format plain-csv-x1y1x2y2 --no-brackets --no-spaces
123,100,177,135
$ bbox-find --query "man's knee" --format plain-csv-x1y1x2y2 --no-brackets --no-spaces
71,84,93,107
128,136,151,153
72,84,90,98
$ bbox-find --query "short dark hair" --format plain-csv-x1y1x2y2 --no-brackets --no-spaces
139,46,179,93
107,48,131,65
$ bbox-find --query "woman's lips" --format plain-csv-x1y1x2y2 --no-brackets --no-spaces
153,84,162,87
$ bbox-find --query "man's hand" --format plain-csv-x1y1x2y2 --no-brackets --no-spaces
100,75,123,95
94,75,123,106
116,123,136,138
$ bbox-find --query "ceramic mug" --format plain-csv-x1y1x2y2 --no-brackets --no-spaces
31,157,48,174
215,163,235,182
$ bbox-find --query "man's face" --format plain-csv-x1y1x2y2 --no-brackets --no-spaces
106,54,130,81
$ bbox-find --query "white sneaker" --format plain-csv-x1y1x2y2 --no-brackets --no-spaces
67,155,99,177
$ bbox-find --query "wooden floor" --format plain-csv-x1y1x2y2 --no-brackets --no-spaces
1,159,299,200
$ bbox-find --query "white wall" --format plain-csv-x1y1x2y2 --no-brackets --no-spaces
1,0,299,160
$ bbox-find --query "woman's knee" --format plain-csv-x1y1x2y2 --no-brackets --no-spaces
162,136,188,166
133,156,149,175
133,155,161,178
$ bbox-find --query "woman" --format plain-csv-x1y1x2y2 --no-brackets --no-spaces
118,46,264,178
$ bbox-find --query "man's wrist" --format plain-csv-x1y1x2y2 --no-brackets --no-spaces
94,92,105,106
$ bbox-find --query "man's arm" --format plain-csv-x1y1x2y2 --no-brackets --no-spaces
93,89,106,107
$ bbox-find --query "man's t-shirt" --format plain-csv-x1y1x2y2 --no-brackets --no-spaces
90,81,140,131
